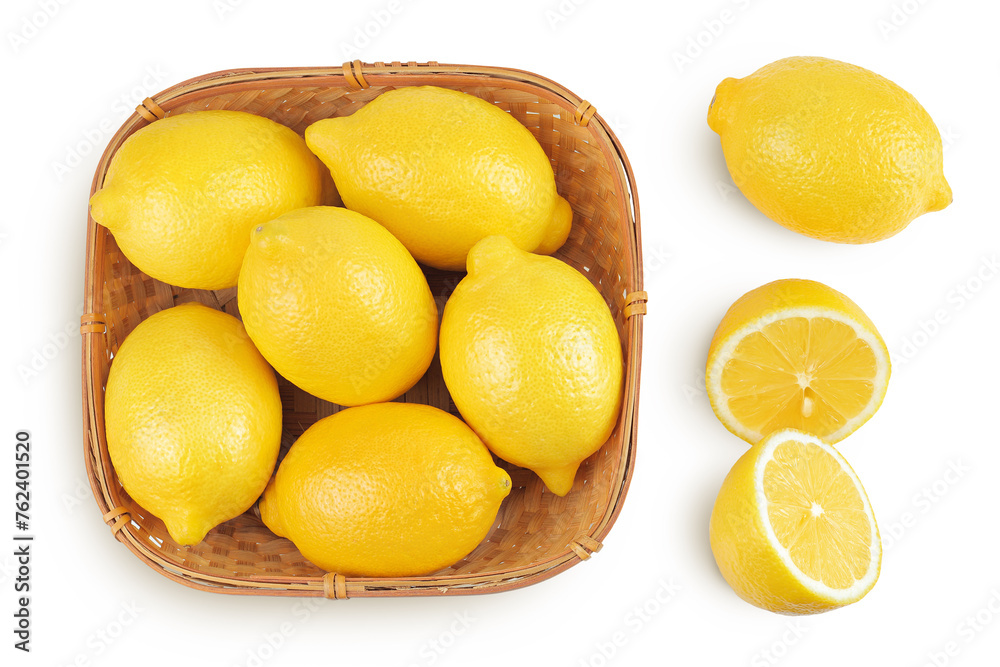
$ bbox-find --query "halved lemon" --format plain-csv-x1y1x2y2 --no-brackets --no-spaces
706,279,890,444
709,429,881,614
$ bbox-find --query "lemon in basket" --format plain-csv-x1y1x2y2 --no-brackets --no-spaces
706,279,890,445
259,403,511,577
708,56,951,243
439,235,623,496
89,110,323,290
305,85,572,271
710,429,881,614
238,206,438,406
104,303,282,546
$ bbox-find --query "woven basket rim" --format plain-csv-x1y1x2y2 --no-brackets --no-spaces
81,61,644,598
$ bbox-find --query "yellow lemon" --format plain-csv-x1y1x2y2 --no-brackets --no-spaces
90,110,323,289
305,86,572,271
708,56,952,243
706,279,890,445
710,429,881,614
439,235,623,496
237,206,437,406
105,303,282,546
259,403,511,577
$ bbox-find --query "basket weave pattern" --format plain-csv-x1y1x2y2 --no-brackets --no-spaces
82,62,645,597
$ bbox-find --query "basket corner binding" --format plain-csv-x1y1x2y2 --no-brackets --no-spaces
81,62,644,598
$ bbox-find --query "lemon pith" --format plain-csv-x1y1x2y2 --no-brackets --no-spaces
707,279,890,444
710,429,881,614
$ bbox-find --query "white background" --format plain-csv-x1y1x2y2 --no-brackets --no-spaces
3,0,999,665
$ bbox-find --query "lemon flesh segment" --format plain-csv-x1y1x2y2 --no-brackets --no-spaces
719,314,882,442
758,432,881,605
764,439,873,590
707,279,890,445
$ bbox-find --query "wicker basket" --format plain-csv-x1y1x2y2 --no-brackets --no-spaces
81,61,646,598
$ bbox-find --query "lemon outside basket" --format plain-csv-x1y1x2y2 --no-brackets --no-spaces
81,61,646,598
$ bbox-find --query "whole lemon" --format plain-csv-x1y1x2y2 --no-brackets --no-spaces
104,303,282,546
439,235,623,496
259,403,511,577
708,56,952,243
238,206,438,406
90,110,323,289
305,86,572,271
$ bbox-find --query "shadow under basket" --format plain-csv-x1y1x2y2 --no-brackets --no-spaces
81,61,646,598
